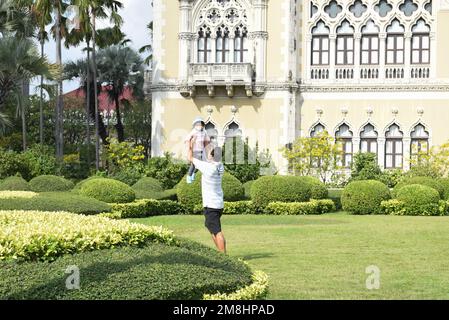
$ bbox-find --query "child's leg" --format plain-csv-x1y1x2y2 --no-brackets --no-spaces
188,162,196,177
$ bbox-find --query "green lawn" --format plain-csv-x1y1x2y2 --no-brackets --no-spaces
131,213,449,300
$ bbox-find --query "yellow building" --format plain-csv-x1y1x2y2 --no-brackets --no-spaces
147,0,449,174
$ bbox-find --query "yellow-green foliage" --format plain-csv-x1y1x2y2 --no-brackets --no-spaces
265,199,336,215
0,210,176,262
0,191,37,199
203,270,269,300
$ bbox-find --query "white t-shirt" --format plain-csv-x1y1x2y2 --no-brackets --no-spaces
192,158,225,209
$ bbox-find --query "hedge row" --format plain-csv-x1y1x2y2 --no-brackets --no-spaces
0,210,176,262
265,199,336,215
29,175,74,192
0,192,110,215
79,178,136,203
102,199,186,219
0,239,253,300
381,199,449,216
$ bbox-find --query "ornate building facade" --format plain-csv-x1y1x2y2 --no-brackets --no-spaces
148,0,449,174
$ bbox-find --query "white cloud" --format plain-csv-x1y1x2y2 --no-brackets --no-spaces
31,0,153,94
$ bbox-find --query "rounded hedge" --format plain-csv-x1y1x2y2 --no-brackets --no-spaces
132,177,164,199
243,180,255,199
298,176,328,199
177,172,245,210
0,176,30,191
79,178,136,203
341,180,391,215
437,178,449,200
29,175,74,192
395,184,440,216
72,176,106,192
393,176,445,199
250,176,312,208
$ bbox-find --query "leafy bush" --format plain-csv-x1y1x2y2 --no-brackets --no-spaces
132,177,164,199
394,184,441,216
243,180,255,199
265,199,336,215
250,176,314,209
0,191,37,199
0,192,110,215
193,201,258,215
146,153,189,189
328,188,343,210
0,210,176,262
0,150,31,180
0,239,253,300
299,176,328,199
21,145,57,178
0,176,30,191
29,175,74,192
341,180,391,215
350,152,382,181
393,176,445,199
72,176,105,192
110,165,145,186
79,178,136,203
103,199,186,219
438,178,449,200
177,172,245,210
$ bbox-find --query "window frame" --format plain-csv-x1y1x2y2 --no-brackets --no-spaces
312,35,330,66
386,33,405,65
360,138,378,154
216,31,230,63
197,31,212,63
385,138,403,169
361,34,380,65
336,34,355,65
411,32,430,64
234,30,248,63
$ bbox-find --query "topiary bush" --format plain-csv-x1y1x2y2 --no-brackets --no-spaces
394,184,441,216
265,199,336,215
79,178,136,203
243,180,255,199
437,178,449,200
0,176,30,191
132,177,164,199
393,176,445,199
298,176,328,199
328,188,343,210
29,175,74,192
177,172,245,210
250,176,313,209
341,180,391,215
72,176,106,193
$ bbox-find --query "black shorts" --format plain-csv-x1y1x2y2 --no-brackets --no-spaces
204,207,223,235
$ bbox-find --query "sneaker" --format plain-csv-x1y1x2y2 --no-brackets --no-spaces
191,172,196,181
186,175,192,184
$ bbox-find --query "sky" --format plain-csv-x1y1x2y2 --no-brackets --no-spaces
30,0,153,95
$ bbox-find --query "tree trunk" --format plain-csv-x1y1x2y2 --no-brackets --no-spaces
40,38,44,145
88,79,108,144
55,8,64,162
85,39,91,168
114,94,125,142
91,10,100,170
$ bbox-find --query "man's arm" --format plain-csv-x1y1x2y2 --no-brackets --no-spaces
187,136,196,163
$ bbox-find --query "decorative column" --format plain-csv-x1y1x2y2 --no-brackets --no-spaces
329,34,336,81
252,0,268,94
211,33,217,64
178,0,193,82
379,32,386,80
305,34,312,81
378,137,386,169
404,32,412,80
229,34,235,63
354,32,361,81
403,137,411,171
429,31,436,78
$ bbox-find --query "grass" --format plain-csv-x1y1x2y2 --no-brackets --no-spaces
131,213,449,300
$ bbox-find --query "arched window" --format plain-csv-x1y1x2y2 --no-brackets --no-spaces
361,20,380,65
234,26,248,63
216,27,230,63
336,124,353,167
336,21,355,65
411,124,429,162
386,20,405,64
312,21,330,65
310,123,326,137
205,122,219,142
198,28,212,63
385,124,403,169
224,121,242,140
360,123,378,154
411,20,430,64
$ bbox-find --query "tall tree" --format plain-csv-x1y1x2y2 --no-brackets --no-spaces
97,45,144,142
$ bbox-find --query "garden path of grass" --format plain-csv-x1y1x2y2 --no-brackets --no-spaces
131,213,449,299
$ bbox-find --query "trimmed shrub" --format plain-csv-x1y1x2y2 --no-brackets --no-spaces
265,199,336,215
438,178,449,200
393,176,445,199
193,201,258,215
0,150,31,180
111,166,145,186
177,172,245,210
328,188,343,210
0,210,175,262
394,184,441,216
243,180,255,199
146,153,189,189
0,176,30,191
250,176,312,209
381,199,449,216
299,176,328,199
72,176,106,192
29,175,74,192
132,177,164,199
0,192,110,215
341,180,391,215
0,239,253,300
104,199,186,219
79,178,136,203
0,191,37,199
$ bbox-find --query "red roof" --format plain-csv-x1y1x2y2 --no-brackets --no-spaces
64,85,135,112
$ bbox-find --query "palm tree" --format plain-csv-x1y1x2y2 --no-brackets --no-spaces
97,45,144,142
139,22,153,66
